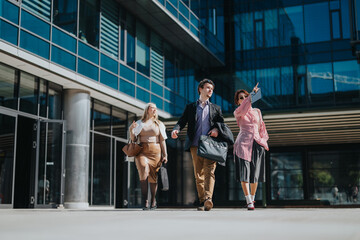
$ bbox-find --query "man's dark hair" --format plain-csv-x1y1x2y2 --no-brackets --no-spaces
197,78,215,95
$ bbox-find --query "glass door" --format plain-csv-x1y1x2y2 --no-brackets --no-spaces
35,119,65,208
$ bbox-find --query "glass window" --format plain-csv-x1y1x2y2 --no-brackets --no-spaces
279,6,304,46
0,0,19,24
100,0,119,58
280,66,294,107
79,0,99,47
151,81,163,97
264,9,278,48
100,70,118,90
136,87,150,103
136,21,150,76
340,0,350,39
333,60,360,103
151,94,163,110
0,20,18,46
101,54,118,75
126,14,136,68
136,73,150,89
270,152,304,200
304,3,330,43
78,59,98,81
39,79,47,117
52,27,76,53
308,150,360,205
164,43,175,89
21,10,50,40
92,100,111,134
22,0,51,21
78,42,99,65
120,64,135,82
48,82,62,120
92,133,111,205
51,45,76,71
120,78,135,97
256,68,281,107
331,11,341,39
19,72,38,115
239,12,254,50
20,30,50,59
112,106,127,139
0,63,18,110
0,113,16,205
53,0,78,35
307,62,334,104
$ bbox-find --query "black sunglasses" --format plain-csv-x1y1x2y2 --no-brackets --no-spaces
239,96,247,100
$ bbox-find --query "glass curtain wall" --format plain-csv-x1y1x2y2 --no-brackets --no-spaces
89,99,129,206
233,0,360,112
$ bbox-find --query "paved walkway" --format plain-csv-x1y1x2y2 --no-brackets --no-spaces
0,208,359,240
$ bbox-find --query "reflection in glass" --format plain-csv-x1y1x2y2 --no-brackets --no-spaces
279,6,304,46
21,10,50,40
280,66,294,107
37,122,63,205
308,150,360,205
264,9,278,48
126,14,136,68
112,107,127,139
0,114,15,205
92,100,111,134
304,3,330,43
270,152,304,200
48,82,62,120
53,0,78,35
19,72,38,115
136,22,150,76
331,11,341,39
307,63,334,104
333,60,360,103
39,79,47,117
92,134,111,205
22,0,51,21
0,64,18,110
79,0,99,47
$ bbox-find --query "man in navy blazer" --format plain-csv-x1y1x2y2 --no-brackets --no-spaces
171,79,224,211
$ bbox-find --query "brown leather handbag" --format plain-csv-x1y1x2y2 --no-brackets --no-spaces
122,139,142,157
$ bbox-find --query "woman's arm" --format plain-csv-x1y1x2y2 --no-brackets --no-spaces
160,140,168,163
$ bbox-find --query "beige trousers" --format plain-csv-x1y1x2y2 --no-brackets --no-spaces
190,147,217,203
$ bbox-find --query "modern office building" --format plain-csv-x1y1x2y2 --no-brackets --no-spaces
0,0,359,209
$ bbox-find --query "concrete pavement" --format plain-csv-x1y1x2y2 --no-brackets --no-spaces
0,208,359,240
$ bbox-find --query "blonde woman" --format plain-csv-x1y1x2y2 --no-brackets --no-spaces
129,103,168,210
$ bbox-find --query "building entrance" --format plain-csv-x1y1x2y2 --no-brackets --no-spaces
14,116,65,208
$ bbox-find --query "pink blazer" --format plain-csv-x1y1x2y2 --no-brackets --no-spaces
233,95,269,162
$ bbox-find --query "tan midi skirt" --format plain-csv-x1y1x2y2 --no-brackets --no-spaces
135,142,162,183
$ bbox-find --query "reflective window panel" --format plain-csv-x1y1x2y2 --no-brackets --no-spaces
270,152,304,200
0,64,18,110
53,0,78,35
0,113,16,205
92,100,111,134
79,0,99,47
308,150,360,205
19,72,38,115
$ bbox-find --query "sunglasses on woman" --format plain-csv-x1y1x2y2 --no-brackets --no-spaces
239,96,247,100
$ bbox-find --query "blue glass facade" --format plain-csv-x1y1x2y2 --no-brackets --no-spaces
232,0,360,111
0,0,231,116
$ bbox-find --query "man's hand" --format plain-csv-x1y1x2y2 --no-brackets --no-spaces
171,130,179,139
208,128,219,137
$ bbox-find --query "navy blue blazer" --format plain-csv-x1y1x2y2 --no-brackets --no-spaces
173,101,224,151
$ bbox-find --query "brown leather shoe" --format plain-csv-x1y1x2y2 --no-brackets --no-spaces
204,199,213,211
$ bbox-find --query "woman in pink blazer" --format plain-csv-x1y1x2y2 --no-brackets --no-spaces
233,83,269,210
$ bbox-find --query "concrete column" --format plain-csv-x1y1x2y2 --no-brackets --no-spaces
63,89,90,209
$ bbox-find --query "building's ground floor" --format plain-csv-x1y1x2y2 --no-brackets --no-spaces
1,55,360,209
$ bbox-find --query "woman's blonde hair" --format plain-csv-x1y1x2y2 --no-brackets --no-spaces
141,103,159,124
